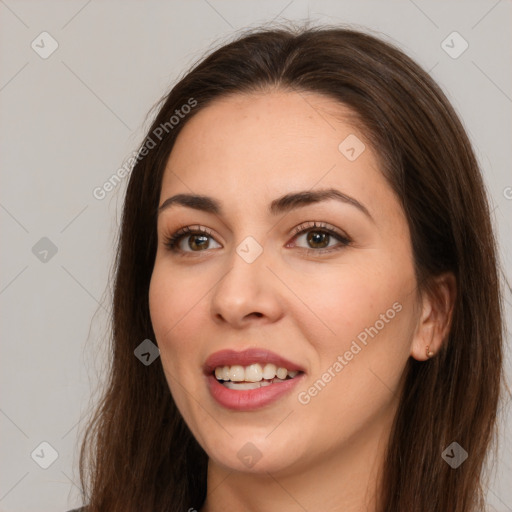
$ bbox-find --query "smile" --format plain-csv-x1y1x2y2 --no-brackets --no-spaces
215,363,299,389
204,349,306,410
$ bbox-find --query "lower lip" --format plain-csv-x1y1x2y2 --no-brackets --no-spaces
206,373,305,411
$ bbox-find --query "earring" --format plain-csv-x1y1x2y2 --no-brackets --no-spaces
426,345,434,358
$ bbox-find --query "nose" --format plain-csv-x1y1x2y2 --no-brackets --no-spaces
210,244,284,328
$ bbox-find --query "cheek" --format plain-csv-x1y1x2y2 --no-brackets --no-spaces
148,264,209,419
293,258,415,358
293,273,416,447
149,259,202,335
148,261,211,376
149,266,176,344
149,264,194,366
295,258,416,410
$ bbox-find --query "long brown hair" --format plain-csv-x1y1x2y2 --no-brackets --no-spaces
78,24,506,512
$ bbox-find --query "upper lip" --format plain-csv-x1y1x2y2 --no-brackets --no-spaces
203,348,306,375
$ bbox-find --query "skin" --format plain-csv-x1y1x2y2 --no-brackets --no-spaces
148,90,456,512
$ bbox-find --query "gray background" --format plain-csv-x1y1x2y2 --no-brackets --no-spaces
0,1,511,511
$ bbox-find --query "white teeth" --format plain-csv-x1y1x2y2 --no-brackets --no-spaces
223,381,261,390
214,362,301,383
276,367,287,379
262,363,277,380
228,365,245,382
223,378,287,390
244,363,263,382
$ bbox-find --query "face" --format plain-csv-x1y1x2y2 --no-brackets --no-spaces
149,90,422,476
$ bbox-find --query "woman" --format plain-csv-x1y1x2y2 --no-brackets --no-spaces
73,24,505,512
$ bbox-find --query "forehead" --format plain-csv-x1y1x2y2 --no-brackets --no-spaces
163,91,379,184
159,91,401,229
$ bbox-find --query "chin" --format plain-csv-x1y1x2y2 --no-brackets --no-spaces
202,432,305,475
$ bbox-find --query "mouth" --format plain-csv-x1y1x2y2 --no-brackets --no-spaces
203,348,306,411
213,363,302,390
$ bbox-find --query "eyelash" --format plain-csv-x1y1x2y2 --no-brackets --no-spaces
163,221,351,257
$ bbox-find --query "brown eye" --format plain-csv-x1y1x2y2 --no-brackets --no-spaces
290,221,351,255
305,230,331,249
164,226,220,254
185,234,210,251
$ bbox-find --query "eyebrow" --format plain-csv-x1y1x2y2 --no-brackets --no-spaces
158,188,373,221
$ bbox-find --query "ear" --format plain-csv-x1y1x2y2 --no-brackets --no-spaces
410,272,457,361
